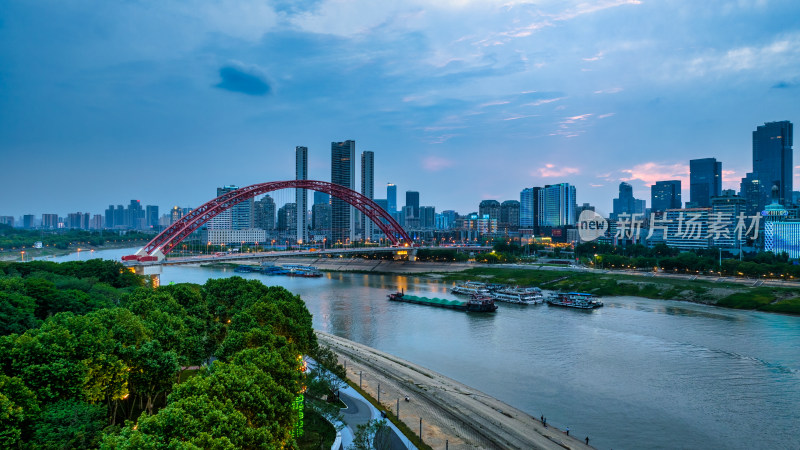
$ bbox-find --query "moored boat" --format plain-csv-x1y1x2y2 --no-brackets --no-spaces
546,292,603,309
388,291,497,313
451,281,490,296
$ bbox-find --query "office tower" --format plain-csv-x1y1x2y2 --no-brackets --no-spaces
612,182,646,218
104,205,115,228
331,140,356,243
0,216,13,227
296,146,308,243
361,151,374,240
753,121,793,208
114,205,125,228
209,186,235,229
500,200,520,231
711,191,746,249
537,183,576,227
146,205,159,229
209,186,253,230
651,180,682,212
253,195,276,230
277,203,297,231
312,203,332,235
23,215,35,229
42,214,59,229
314,191,330,205
387,183,397,213
405,191,420,218
690,158,722,208
520,187,542,230
169,206,184,225
419,206,436,229
739,172,761,216
479,200,501,221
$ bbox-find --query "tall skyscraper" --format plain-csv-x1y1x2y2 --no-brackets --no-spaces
479,200,501,221
331,140,356,243
296,146,308,243
612,182,646,218
387,183,397,213
419,206,436,229
753,121,793,208
313,191,330,205
689,158,722,208
42,214,59,229
739,172,761,216
651,180,682,212
519,187,541,231
500,200,520,231
361,151,374,240
146,205,159,229
405,191,419,219
537,183,576,227
254,195,276,230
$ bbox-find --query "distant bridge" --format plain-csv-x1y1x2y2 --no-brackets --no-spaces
123,180,413,263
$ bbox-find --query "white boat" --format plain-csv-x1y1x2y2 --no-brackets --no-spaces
546,292,603,309
451,281,489,296
491,291,543,305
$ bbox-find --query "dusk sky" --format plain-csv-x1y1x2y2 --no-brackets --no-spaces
1,0,798,218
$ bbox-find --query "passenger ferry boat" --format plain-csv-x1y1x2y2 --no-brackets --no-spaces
546,292,603,309
491,290,544,305
451,281,490,296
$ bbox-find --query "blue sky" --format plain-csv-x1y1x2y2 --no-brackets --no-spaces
1,0,798,217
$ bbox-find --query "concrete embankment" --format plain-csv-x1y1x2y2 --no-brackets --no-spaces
317,331,595,450
237,257,476,274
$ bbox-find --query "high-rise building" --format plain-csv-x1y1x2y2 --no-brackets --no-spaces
66,212,90,229
254,195,276,230
127,200,145,229
104,205,115,228
114,205,125,228
90,215,103,230
42,214,59,229
209,186,253,230
537,183,576,227
387,183,397,213
500,200,520,231
739,172,762,216
23,215,35,229
170,206,184,225
613,182,646,219
0,216,13,227
361,151,374,240
312,203,332,237
479,200,501,221
520,187,541,230
277,203,297,231
296,146,308,243
314,191,330,205
146,205,159,229
419,206,436,229
405,191,420,219
711,191,747,249
753,121,793,209
689,158,722,208
651,180,682,212
331,140,356,243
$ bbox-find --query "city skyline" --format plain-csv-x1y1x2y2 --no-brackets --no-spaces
1,1,798,217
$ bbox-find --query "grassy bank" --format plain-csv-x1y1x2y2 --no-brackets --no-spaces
440,267,800,315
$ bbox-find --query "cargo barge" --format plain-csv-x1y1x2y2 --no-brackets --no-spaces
388,291,498,313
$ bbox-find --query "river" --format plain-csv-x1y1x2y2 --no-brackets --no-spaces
47,248,800,450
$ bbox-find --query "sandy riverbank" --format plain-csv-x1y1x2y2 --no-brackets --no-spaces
316,331,595,450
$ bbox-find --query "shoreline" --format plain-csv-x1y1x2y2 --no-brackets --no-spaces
316,330,594,450
0,240,148,262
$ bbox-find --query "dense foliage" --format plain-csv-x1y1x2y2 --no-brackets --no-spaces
0,260,317,448
0,224,151,251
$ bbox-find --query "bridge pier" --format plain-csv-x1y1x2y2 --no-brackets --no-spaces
392,248,417,261
130,264,162,288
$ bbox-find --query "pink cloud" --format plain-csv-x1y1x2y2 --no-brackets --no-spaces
422,156,455,171
620,162,689,186
536,164,581,178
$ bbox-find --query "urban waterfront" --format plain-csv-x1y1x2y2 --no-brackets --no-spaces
52,248,800,449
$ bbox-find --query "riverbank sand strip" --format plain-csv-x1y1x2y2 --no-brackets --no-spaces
316,331,594,450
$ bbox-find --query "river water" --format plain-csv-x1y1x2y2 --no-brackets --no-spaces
49,248,800,449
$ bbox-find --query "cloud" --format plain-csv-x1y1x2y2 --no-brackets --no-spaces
537,164,580,178
583,52,604,62
522,97,565,107
593,87,623,94
479,100,511,107
683,33,800,78
215,63,271,96
619,162,688,186
422,156,455,170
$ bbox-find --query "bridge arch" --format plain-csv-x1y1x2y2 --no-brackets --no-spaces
130,180,412,260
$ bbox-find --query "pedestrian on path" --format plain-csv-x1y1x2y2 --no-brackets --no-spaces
585,436,589,445
566,427,569,436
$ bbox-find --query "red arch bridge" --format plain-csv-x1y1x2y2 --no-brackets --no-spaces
123,180,414,263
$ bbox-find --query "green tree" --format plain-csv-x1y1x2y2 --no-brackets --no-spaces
33,399,106,449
